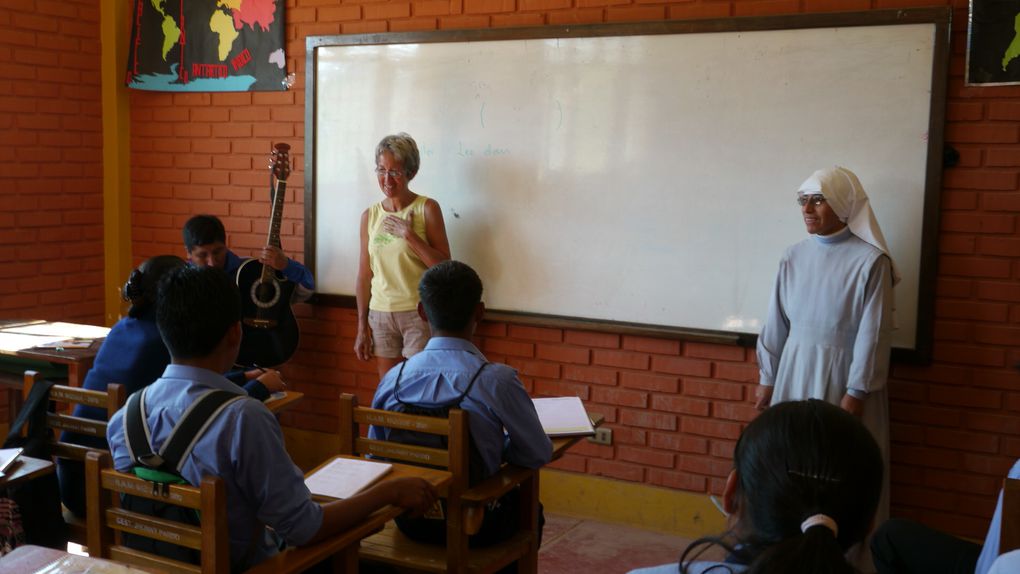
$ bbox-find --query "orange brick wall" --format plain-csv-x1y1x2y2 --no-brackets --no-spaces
0,1,104,424
0,1,105,325
123,0,1019,541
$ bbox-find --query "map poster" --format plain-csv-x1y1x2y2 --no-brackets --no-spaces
967,0,1020,85
126,0,287,92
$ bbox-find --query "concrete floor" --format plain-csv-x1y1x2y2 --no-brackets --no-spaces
539,513,721,573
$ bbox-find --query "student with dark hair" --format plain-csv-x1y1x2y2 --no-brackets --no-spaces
369,260,551,551
629,399,884,574
182,213,314,298
106,266,437,571
56,256,285,518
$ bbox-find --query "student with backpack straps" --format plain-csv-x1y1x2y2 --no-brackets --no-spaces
106,266,437,571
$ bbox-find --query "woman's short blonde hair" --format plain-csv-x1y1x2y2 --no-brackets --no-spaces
376,133,421,180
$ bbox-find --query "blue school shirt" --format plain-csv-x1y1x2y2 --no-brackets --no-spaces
106,365,322,570
369,337,552,477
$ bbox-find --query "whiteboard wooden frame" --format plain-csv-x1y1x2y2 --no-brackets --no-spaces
305,8,950,363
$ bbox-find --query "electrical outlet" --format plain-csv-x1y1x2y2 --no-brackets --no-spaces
588,427,612,446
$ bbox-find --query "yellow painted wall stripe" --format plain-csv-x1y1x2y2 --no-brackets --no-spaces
101,0,132,326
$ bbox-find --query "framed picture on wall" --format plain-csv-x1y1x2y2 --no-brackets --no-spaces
966,0,1020,85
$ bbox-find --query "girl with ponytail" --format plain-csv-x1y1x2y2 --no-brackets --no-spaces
630,399,883,574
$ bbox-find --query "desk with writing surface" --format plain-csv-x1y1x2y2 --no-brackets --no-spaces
245,457,451,574
0,544,162,573
0,455,54,490
0,321,109,422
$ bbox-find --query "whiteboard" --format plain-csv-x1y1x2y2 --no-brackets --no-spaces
306,10,949,357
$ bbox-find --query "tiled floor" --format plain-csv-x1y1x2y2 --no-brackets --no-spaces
539,513,720,574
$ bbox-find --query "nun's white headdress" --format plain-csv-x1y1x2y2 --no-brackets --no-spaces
798,166,901,286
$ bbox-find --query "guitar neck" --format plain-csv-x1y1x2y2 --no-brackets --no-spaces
261,180,287,281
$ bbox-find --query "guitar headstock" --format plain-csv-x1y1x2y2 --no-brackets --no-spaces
269,142,291,182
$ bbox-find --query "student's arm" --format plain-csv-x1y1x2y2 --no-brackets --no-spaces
496,370,553,468
383,199,451,267
260,245,316,293
306,477,437,545
355,209,374,361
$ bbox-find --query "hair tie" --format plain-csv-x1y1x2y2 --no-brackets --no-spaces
122,269,145,302
800,514,838,537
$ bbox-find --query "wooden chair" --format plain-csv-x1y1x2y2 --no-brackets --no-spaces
22,369,125,545
85,450,231,574
1001,478,1020,554
85,450,380,574
339,393,540,574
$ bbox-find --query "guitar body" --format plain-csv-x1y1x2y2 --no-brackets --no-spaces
235,258,299,367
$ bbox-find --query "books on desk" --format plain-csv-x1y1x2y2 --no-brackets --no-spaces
305,456,393,500
532,396,596,437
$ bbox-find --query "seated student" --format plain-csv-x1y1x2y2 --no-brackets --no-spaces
57,255,285,518
106,266,437,570
629,399,883,574
369,260,553,548
183,213,314,300
871,456,1020,574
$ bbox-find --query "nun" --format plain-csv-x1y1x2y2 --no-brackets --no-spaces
754,166,897,534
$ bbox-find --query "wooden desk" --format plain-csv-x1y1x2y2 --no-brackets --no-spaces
263,391,304,414
0,321,108,422
0,455,54,490
0,544,160,573
246,456,450,574
550,412,605,461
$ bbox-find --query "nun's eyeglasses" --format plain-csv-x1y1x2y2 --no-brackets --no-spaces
796,194,826,207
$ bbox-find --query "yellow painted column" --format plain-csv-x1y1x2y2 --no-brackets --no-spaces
101,0,133,326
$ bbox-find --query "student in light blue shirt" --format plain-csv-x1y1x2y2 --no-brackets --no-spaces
370,260,552,549
107,266,435,571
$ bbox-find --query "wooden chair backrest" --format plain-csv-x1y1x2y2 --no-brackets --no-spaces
338,392,470,499
339,393,540,574
22,370,125,461
1001,478,1020,554
85,450,230,574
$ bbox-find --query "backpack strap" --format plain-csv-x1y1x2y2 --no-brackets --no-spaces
2,378,54,448
125,387,245,474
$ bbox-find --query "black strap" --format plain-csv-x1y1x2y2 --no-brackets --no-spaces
126,388,243,473
394,361,487,412
3,378,54,448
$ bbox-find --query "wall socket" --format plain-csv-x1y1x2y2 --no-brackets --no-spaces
588,427,612,446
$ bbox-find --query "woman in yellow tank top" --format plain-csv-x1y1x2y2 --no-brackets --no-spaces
355,133,451,380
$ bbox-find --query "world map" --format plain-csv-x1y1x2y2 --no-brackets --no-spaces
126,0,287,92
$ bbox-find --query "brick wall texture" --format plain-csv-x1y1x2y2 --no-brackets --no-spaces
8,0,1020,542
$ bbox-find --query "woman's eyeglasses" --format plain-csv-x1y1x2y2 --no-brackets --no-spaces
796,194,826,207
375,168,404,179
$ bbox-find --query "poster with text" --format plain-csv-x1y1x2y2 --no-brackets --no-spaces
126,0,287,91
967,0,1020,85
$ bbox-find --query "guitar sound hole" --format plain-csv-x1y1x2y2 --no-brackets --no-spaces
250,279,281,309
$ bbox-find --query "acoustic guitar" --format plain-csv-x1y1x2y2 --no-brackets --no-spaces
235,143,299,367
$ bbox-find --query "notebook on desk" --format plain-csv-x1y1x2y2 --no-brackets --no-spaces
0,448,22,478
305,456,393,500
532,396,596,437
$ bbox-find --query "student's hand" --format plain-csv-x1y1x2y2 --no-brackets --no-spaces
260,246,289,271
382,212,414,239
840,393,864,418
254,369,286,393
754,385,773,411
387,477,437,517
354,327,373,361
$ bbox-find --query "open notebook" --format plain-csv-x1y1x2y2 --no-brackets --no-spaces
532,396,595,438
305,456,393,500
